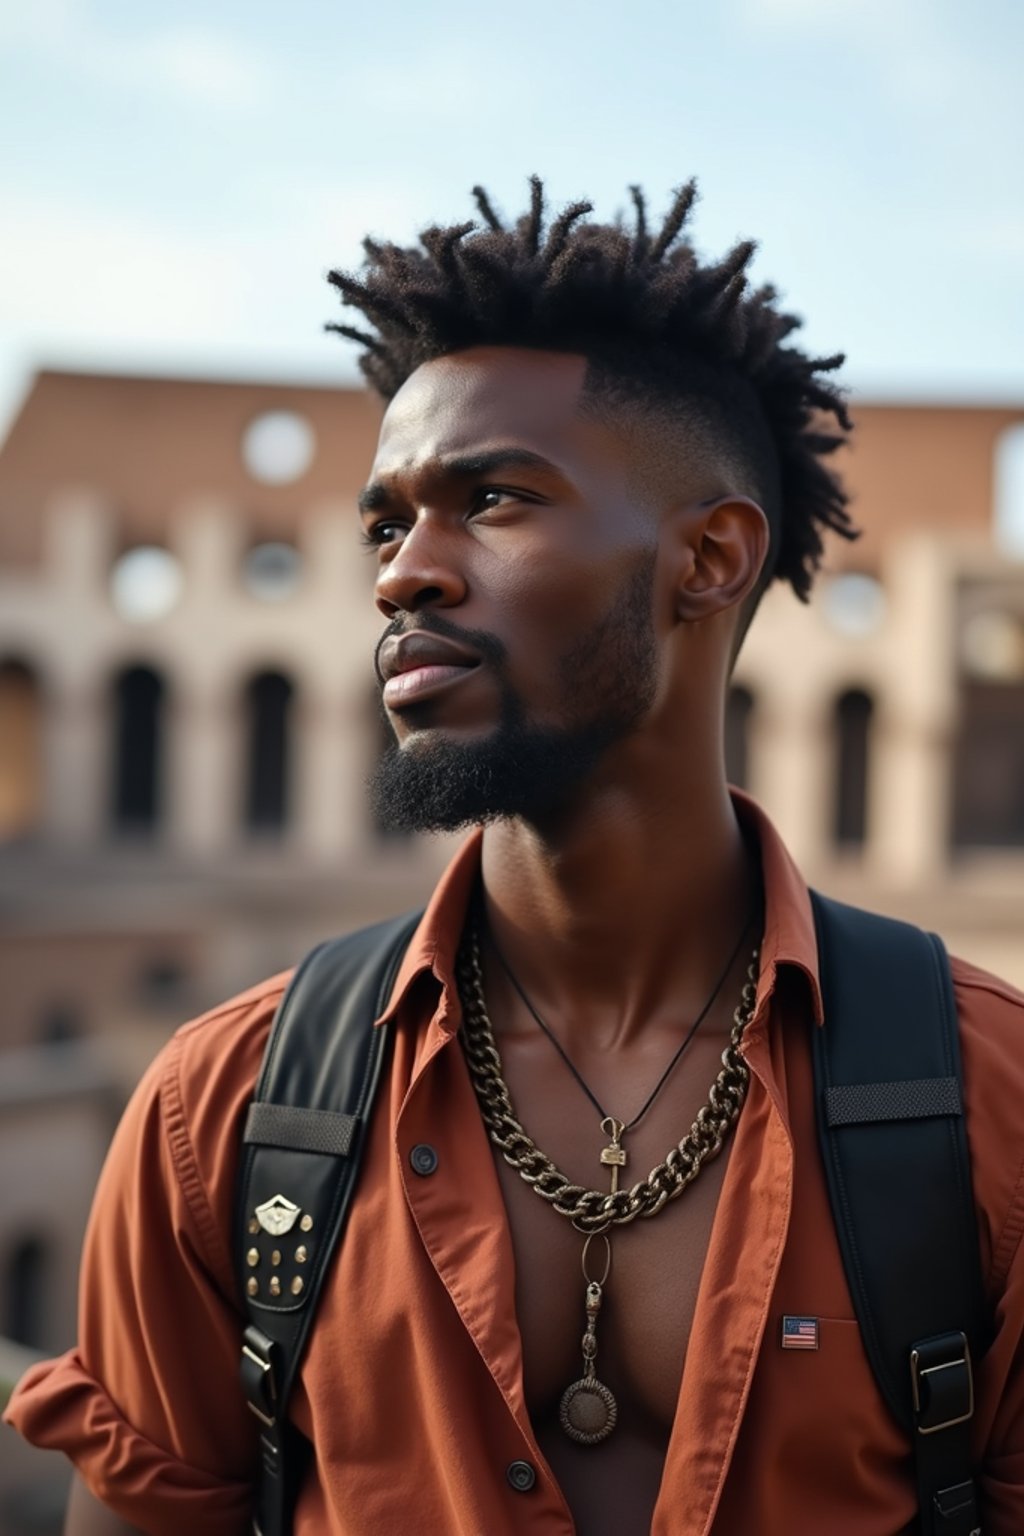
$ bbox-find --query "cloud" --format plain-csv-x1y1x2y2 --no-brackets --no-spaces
0,193,253,357
955,212,1024,264
739,0,881,22
0,2,278,114
0,0,78,49
116,26,275,112
735,0,1020,163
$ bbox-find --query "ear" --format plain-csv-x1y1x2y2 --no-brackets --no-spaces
671,496,771,622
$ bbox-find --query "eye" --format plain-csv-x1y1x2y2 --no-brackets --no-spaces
360,520,408,550
469,485,528,514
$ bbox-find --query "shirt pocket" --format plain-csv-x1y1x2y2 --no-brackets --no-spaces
763,1314,915,1526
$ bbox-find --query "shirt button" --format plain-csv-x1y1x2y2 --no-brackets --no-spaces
409,1143,439,1177
506,1459,536,1493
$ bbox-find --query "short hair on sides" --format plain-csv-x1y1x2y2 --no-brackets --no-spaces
326,177,857,601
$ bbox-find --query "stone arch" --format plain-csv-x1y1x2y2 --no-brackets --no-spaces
833,688,874,849
0,656,43,840
952,677,1024,848
4,1232,50,1349
243,669,295,832
111,663,166,832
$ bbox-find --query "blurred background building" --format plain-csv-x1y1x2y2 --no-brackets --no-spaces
1,371,1022,1528
2,0,1022,1527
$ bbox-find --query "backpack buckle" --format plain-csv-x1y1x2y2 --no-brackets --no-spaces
241,1325,280,1429
910,1331,974,1435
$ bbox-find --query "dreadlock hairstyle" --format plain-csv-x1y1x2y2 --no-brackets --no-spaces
326,177,856,601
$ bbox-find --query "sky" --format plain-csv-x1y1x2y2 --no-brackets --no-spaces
1,0,1022,443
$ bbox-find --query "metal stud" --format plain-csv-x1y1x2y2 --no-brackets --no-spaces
271,1249,281,1267
269,1276,281,1297
248,1218,260,1235
295,1245,308,1264
247,1248,259,1267
300,1214,313,1232
246,1277,259,1297
291,1276,304,1296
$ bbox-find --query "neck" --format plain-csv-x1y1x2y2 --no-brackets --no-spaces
478,764,759,1051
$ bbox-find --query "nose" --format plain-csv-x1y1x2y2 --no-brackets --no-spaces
374,517,467,619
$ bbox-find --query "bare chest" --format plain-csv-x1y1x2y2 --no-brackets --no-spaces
488,1035,736,1535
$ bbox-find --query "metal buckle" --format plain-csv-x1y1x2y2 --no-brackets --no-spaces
242,1342,277,1429
910,1334,974,1435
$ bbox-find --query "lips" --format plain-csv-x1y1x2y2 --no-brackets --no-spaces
378,631,482,708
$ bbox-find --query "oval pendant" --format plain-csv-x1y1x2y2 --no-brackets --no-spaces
559,1375,618,1445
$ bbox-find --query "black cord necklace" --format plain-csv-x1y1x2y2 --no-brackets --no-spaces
488,905,759,1135
466,909,762,1448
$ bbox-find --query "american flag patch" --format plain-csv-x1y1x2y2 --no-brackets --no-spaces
781,1315,819,1351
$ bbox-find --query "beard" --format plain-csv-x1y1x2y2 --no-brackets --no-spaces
368,556,658,835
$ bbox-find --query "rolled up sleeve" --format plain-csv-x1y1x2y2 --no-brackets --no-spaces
9,1351,251,1534
4,986,283,1536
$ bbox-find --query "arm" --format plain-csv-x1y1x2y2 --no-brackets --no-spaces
5,1003,275,1536
954,966,1024,1531
65,1475,144,1536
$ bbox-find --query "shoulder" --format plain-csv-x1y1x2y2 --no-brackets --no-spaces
168,968,293,1118
950,953,1024,1085
948,956,1024,1289
950,953,1024,1016
146,969,293,1180
111,967,294,1165
164,968,294,1181
98,970,294,1295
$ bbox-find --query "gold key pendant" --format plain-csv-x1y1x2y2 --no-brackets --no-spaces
599,1116,627,1194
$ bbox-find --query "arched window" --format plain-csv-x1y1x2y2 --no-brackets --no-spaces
244,670,294,832
833,689,874,848
0,657,42,840
242,541,302,602
5,1235,48,1349
242,411,316,485
725,685,755,791
38,1001,83,1046
952,678,1024,848
112,664,166,832
994,422,1024,558
109,546,183,622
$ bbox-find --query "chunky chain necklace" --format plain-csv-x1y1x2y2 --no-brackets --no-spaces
457,929,760,1446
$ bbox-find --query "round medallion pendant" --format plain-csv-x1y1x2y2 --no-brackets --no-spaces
559,1376,618,1445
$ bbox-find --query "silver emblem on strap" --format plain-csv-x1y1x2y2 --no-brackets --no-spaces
254,1194,301,1236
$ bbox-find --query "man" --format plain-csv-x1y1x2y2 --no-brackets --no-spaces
7,179,1024,1534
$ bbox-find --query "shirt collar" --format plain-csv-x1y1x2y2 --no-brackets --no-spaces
375,793,824,1034
731,790,824,1026
374,829,483,1034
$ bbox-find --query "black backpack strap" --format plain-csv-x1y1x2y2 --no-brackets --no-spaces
810,891,987,1536
235,909,422,1536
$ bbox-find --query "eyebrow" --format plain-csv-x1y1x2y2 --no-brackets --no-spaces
357,448,561,515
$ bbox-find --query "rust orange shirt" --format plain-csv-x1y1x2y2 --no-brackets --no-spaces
7,799,1024,1535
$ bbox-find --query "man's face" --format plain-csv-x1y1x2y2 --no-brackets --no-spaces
361,347,674,833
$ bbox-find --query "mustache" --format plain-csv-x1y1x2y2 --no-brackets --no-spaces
373,612,508,689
